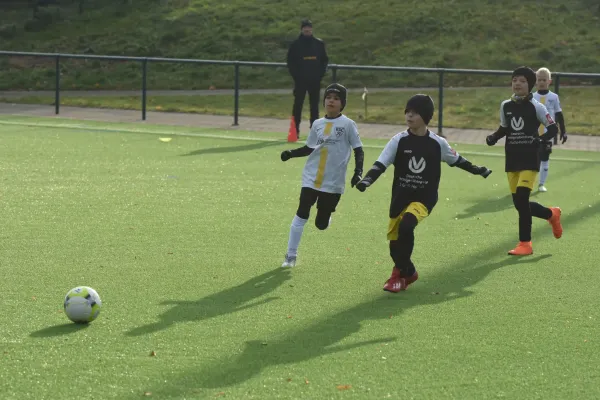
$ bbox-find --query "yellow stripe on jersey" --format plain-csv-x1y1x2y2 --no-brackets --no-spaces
538,95,546,135
314,122,333,188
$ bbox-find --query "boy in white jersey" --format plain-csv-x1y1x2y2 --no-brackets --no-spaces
355,94,491,292
534,67,568,192
279,83,364,267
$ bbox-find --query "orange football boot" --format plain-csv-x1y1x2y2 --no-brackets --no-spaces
508,241,533,256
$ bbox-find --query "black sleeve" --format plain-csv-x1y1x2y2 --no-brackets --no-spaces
490,125,509,141
540,124,558,141
555,111,566,134
320,41,329,78
353,147,364,174
361,161,387,186
451,156,480,174
289,145,313,158
286,41,299,80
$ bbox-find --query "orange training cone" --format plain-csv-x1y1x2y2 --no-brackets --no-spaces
287,116,298,142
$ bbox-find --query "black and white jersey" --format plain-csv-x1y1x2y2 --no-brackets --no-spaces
499,98,554,172
376,130,460,218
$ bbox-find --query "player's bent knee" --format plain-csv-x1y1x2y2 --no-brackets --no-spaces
398,213,418,235
315,212,331,230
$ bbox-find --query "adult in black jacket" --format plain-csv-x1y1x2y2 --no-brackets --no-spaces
286,19,329,138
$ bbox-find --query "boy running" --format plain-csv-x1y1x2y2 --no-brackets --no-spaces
355,94,491,292
280,83,364,267
486,66,563,256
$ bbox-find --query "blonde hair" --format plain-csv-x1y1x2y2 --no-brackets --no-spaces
536,67,552,79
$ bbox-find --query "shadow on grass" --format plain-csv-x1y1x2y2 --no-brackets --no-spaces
144,201,600,394
125,268,292,337
456,161,596,220
30,322,90,337
181,140,284,156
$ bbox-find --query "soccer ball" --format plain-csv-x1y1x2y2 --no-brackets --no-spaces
64,286,102,324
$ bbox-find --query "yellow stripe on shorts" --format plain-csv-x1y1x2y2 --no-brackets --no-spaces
538,95,546,135
314,122,333,188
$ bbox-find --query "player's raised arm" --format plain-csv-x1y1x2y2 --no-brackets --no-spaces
355,134,399,192
439,137,492,178
280,124,318,161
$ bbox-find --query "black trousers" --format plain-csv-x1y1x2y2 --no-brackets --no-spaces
292,81,321,136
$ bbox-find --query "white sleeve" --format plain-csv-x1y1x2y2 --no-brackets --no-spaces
347,120,363,149
555,94,562,113
376,135,401,168
535,101,555,128
439,137,461,166
305,125,318,148
499,101,508,127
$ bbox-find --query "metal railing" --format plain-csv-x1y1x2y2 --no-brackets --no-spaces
1,50,600,135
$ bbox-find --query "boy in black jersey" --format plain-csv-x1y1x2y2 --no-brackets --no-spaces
485,66,563,256
355,94,492,293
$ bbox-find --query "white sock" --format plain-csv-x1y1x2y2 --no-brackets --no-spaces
539,161,549,185
286,215,308,257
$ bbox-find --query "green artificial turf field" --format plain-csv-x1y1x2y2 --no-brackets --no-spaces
1,116,599,399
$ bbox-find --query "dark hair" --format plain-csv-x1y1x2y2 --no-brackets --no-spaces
301,19,312,28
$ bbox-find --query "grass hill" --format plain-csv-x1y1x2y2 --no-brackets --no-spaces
1,0,600,90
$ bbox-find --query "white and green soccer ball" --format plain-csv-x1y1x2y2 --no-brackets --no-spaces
64,286,102,324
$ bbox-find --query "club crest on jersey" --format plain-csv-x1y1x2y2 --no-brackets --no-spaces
510,116,524,131
335,127,345,137
317,138,325,145
408,156,426,173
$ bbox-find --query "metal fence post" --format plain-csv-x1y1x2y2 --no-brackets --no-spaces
554,74,560,95
331,66,337,83
141,58,148,121
438,70,444,135
233,62,240,126
55,55,60,115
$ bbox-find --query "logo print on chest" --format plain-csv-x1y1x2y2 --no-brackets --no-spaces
510,117,524,131
408,156,426,173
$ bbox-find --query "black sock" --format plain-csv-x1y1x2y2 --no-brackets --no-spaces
530,202,552,220
513,187,532,242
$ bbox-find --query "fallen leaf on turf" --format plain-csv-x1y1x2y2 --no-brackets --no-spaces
149,351,156,357
287,378,292,382
32,296,37,301
304,378,309,384
337,384,352,390
143,392,152,396
215,392,225,397
287,315,292,319
159,137,172,142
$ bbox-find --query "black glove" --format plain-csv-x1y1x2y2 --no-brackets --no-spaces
281,150,292,162
560,132,568,144
355,178,372,192
350,171,362,188
476,166,492,178
486,135,497,146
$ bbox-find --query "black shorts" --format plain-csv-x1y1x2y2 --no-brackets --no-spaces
539,141,552,162
299,187,341,213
